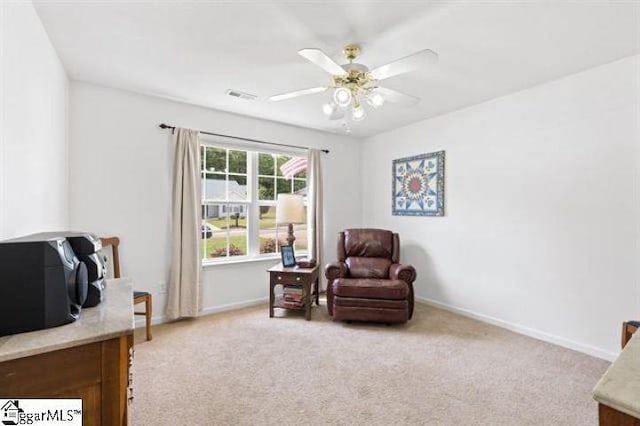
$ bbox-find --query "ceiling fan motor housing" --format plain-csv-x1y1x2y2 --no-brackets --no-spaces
333,63,373,98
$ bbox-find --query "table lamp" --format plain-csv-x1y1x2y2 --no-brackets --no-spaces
275,194,305,246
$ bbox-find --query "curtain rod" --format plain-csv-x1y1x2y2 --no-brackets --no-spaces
158,123,329,154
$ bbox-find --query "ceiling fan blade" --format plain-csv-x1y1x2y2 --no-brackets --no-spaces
376,87,420,107
370,49,438,81
329,107,345,121
298,48,347,76
269,86,328,102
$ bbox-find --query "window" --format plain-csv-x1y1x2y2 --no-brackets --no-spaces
200,144,307,263
257,153,308,255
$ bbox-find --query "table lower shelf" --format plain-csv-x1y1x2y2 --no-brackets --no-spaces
273,294,307,310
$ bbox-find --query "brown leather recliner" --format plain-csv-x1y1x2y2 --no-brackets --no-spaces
325,229,417,324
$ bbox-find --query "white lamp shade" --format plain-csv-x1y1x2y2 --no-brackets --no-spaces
322,102,336,116
352,105,366,121
333,88,352,107
276,194,305,224
367,92,384,108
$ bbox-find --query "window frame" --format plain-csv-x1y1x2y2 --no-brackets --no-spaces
200,141,308,266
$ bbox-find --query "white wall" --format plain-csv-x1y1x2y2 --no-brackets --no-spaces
0,0,69,239
361,55,640,360
69,82,362,320
64,40,637,360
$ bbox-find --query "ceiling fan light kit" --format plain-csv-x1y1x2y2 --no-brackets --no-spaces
269,43,438,127
333,87,352,107
322,102,336,116
352,104,366,121
367,92,385,108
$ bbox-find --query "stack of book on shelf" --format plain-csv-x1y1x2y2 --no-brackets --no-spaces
282,284,304,309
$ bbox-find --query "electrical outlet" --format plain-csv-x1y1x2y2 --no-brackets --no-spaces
158,281,167,294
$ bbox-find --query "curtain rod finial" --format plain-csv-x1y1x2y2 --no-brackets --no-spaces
159,123,176,134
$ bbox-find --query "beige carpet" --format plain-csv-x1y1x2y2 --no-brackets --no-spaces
131,301,609,426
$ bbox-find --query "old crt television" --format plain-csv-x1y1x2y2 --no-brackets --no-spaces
0,234,88,337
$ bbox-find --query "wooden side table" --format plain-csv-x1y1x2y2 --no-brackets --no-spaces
268,263,320,320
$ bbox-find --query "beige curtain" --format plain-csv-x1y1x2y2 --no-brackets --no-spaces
167,128,201,320
307,149,325,290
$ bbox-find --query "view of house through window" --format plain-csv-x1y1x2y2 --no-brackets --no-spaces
200,144,307,261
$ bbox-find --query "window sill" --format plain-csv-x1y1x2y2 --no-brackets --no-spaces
202,255,279,268
202,254,308,268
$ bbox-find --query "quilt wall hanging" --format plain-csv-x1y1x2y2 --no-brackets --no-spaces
392,151,445,216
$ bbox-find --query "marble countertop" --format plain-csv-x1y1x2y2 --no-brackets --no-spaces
0,278,134,363
593,332,640,419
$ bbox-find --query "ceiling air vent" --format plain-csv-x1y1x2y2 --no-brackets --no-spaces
225,89,257,101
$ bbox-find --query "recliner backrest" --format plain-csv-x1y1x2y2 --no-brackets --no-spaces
337,229,400,278
344,229,393,258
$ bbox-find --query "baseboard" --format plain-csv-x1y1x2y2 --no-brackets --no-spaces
200,297,269,316
415,296,618,362
134,297,268,329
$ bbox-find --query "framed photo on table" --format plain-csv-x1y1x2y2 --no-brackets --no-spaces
280,244,296,267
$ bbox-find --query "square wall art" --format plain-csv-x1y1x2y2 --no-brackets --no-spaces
392,151,445,216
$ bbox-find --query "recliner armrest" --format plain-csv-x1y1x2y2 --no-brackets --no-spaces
325,261,348,317
389,263,416,284
390,263,416,320
325,261,348,280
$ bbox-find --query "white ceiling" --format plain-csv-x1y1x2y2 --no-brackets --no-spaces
34,0,640,138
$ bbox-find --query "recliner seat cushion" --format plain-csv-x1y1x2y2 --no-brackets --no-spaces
333,278,409,300
345,257,391,278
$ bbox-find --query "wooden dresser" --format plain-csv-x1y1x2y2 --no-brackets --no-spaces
0,279,135,425
593,332,640,425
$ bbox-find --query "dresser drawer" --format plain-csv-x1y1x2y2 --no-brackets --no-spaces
271,272,304,284
0,342,102,395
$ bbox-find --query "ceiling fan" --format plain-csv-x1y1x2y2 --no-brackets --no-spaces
268,44,438,123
